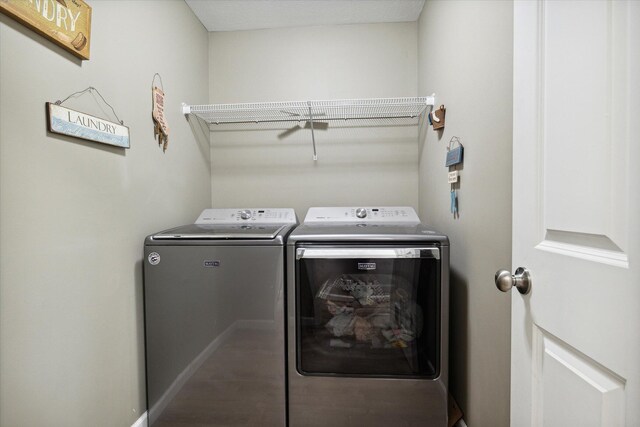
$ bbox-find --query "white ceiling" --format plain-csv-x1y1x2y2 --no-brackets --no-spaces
185,0,426,32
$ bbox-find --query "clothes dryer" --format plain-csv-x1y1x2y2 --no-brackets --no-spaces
144,208,296,426
287,207,449,427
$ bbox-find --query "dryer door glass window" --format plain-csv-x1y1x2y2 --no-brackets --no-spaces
295,245,441,378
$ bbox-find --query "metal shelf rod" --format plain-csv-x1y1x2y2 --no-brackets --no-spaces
205,115,425,125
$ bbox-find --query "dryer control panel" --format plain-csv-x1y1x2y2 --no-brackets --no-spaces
196,208,297,224
304,207,420,224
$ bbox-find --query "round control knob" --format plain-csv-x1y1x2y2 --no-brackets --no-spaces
355,208,367,219
240,210,252,220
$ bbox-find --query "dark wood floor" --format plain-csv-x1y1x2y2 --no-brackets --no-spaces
154,328,285,427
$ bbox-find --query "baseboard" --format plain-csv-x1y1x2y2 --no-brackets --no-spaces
131,412,147,427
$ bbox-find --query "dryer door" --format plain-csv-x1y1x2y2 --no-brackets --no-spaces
295,245,441,378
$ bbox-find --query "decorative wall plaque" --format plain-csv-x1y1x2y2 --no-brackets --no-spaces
47,102,130,148
431,105,446,130
151,74,169,152
0,0,92,60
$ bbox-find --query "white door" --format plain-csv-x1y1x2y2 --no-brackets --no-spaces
510,1,639,426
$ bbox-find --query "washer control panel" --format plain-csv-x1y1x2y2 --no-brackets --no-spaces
196,208,297,224
304,207,420,223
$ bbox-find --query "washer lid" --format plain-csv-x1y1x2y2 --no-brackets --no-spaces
151,223,287,240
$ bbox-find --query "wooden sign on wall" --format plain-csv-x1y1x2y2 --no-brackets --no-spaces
0,0,92,60
47,103,130,148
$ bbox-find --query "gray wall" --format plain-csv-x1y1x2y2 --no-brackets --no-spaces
417,2,513,426
0,2,210,426
208,23,420,217
0,2,515,425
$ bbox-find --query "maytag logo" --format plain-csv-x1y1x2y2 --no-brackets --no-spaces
358,262,376,271
203,260,221,268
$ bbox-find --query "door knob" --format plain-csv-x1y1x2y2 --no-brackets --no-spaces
495,267,531,294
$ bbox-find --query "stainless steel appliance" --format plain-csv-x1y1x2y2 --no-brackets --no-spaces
287,207,449,427
144,208,297,426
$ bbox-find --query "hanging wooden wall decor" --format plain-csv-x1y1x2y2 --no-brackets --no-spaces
152,73,170,152
0,0,92,60
46,87,129,149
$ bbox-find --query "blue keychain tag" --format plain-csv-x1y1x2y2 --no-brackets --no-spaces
450,190,456,214
453,191,458,216
450,189,458,217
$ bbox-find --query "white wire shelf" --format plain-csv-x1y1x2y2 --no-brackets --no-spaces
182,96,435,125
182,95,435,160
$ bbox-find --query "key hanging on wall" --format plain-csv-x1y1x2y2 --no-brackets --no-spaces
450,187,458,218
446,136,463,219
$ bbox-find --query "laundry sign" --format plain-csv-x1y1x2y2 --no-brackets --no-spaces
0,0,92,60
46,102,130,148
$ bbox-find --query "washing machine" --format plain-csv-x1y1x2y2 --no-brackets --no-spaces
143,208,297,426
286,207,449,427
